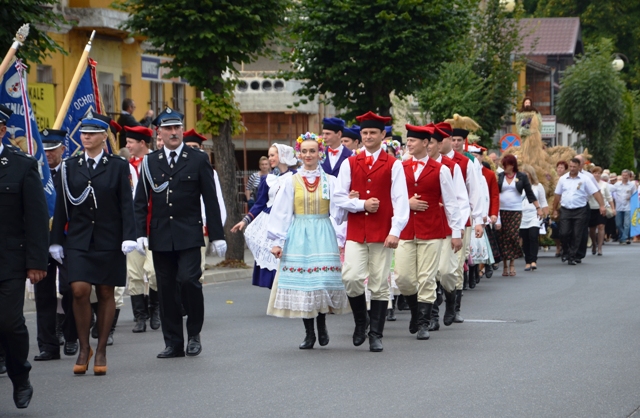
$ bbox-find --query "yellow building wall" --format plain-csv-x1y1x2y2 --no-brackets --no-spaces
25,28,198,143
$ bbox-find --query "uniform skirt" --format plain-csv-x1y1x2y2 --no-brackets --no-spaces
67,246,126,286
498,210,523,260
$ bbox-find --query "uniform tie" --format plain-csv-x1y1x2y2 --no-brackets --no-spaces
169,151,177,169
365,155,374,166
328,148,340,156
412,160,425,172
87,158,95,171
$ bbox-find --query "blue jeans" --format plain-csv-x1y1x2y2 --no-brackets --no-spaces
615,210,630,242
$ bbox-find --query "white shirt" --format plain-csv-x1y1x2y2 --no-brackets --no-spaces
611,181,637,211
267,169,347,247
163,142,185,165
410,156,463,239
84,150,104,169
445,150,483,226
521,183,547,229
471,157,489,218
555,172,600,209
327,144,344,170
0,143,4,155
499,176,523,211
589,181,612,210
334,147,409,238
435,155,470,232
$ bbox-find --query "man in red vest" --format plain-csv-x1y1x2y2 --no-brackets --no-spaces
334,111,409,352
395,124,462,340
124,126,160,333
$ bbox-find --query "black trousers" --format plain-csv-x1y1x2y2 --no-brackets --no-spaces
153,247,203,349
576,204,590,259
0,278,32,383
56,261,77,342
34,258,61,354
519,227,540,264
560,206,590,261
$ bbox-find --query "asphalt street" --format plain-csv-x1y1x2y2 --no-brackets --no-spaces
2,244,640,417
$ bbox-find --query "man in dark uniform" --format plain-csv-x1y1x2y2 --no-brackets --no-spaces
134,107,226,358
0,104,50,408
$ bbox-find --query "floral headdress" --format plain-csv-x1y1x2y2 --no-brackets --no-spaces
382,139,402,160
295,132,326,161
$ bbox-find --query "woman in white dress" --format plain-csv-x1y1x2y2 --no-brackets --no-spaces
267,133,350,349
230,144,298,288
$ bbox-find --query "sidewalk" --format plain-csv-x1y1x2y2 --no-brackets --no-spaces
23,249,255,313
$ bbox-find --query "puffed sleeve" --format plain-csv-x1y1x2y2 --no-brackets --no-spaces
266,176,294,248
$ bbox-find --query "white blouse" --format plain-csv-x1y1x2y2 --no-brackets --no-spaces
267,168,347,248
520,183,547,229
499,176,523,211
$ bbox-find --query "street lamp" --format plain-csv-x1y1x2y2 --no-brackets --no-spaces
612,53,629,72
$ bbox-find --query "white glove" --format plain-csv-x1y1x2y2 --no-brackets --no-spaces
49,244,64,264
136,237,148,255
212,240,227,258
122,240,137,255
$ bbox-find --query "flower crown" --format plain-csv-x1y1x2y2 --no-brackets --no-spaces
382,139,402,160
295,132,326,161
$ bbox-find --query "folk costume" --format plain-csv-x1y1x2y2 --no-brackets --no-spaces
334,112,410,352
395,125,462,340
243,143,297,289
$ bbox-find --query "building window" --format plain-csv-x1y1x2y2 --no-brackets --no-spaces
172,83,186,125
119,74,131,111
150,81,164,118
37,65,53,84
99,72,116,118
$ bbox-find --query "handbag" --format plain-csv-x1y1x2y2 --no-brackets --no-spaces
605,205,615,219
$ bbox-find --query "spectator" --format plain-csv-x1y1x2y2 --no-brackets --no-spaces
519,164,548,271
611,169,637,245
245,156,270,210
588,167,614,255
116,98,155,148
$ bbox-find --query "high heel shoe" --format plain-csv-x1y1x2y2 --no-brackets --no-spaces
93,364,107,376
73,348,93,375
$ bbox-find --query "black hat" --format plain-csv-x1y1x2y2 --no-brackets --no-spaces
451,128,469,138
0,104,13,124
40,129,67,150
153,107,184,127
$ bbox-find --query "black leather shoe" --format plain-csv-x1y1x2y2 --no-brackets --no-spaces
568,260,576,265
64,341,78,356
132,319,146,333
575,259,582,264
186,335,202,357
34,351,60,361
157,346,186,358
13,380,33,409
316,314,329,346
300,319,316,349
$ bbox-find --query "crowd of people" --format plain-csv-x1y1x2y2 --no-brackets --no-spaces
1,100,637,410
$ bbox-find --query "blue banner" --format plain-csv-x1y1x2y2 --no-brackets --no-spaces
60,65,97,158
1,60,56,216
630,191,640,237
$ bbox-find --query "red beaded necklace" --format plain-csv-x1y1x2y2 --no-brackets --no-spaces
302,176,320,192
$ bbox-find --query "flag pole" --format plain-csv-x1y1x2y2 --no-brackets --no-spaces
53,30,96,129
0,24,29,79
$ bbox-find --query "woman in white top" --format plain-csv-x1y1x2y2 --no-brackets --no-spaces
588,166,615,256
519,165,548,271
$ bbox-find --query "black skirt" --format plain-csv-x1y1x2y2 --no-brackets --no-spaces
66,247,126,286
588,208,606,227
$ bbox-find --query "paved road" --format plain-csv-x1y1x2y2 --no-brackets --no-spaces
2,244,640,417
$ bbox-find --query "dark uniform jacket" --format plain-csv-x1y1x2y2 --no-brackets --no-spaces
0,145,49,281
134,145,224,252
50,153,136,251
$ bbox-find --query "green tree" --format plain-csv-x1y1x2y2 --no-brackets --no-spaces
556,39,626,166
281,0,472,120
118,0,289,261
418,0,524,146
610,92,636,173
534,0,640,90
0,0,66,64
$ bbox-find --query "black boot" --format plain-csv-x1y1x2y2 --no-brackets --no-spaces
468,264,476,289
463,268,469,290
474,265,481,284
368,300,387,352
143,294,151,320
148,289,161,330
348,295,368,346
299,318,316,349
416,302,432,340
454,289,464,323
316,313,329,346
90,302,99,339
396,294,409,311
429,286,442,331
0,352,6,374
404,293,419,334
131,295,147,333
56,313,65,346
386,298,397,321
443,289,456,326
107,309,120,346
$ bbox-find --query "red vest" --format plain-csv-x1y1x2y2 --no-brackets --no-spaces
346,151,396,243
482,166,500,217
440,155,456,176
400,158,447,240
